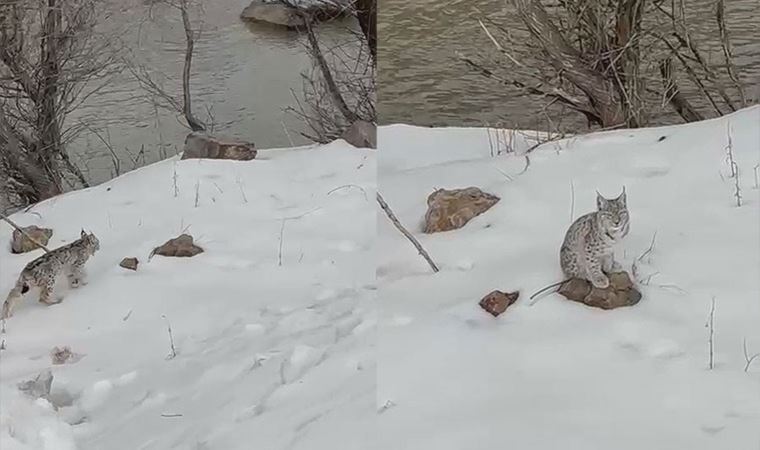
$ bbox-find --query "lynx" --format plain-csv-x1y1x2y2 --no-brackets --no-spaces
2,230,100,319
560,189,629,289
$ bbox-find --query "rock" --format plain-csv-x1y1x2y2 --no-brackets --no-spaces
341,120,376,149
181,132,256,161
423,187,500,233
479,290,519,317
240,0,346,28
558,271,642,310
151,234,204,258
18,369,53,400
10,225,53,253
50,346,84,365
119,257,139,271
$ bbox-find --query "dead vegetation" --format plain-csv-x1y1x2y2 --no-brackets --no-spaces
463,0,753,132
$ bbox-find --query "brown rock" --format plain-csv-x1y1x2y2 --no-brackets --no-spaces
558,272,642,310
341,120,376,149
181,133,256,161
151,234,204,258
10,226,53,253
423,187,500,233
119,257,139,271
479,290,519,317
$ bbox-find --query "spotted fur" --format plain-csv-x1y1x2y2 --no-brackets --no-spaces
2,230,100,319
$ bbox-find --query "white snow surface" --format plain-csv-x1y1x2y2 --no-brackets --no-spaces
0,141,376,449
378,107,760,449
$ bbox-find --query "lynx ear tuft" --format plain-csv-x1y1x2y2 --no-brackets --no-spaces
81,229,87,238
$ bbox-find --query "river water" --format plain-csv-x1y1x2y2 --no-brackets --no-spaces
70,0,352,184
379,0,760,129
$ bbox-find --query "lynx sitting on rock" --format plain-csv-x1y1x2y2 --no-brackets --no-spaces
2,230,100,319
560,189,630,289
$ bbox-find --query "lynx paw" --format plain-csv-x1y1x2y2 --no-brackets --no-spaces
591,274,610,289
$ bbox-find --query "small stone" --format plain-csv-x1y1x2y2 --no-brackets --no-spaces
423,187,500,233
50,346,83,365
479,290,519,317
119,257,139,271
10,226,53,254
558,271,642,309
151,234,204,258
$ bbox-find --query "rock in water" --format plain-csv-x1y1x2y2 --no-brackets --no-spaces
558,271,642,309
119,257,139,271
182,133,256,161
341,120,376,149
423,187,500,233
240,0,347,28
151,234,204,258
479,290,519,317
10,225,53,253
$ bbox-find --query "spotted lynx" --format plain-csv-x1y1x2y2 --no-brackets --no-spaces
560,189,629,289
2,230,100,319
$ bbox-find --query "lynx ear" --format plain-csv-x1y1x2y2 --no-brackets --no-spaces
596,190,605,210
81,229,86,238
618,186,627,205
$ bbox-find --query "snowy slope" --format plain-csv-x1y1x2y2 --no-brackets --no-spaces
377,107,760,449
0,141,376,449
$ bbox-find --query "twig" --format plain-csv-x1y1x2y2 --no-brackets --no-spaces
278,219,286,267
569,179,575,223
162,315,177,360
194,180,200,207
160,413,183,418
706,296,716,370
743,338,759,372
725,123,742,206
0,213,51,253
376,193,439,273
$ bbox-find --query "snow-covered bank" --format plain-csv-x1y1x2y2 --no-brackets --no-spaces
377,107,760,449
0,141,376,449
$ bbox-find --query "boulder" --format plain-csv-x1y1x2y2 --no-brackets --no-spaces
479,290,519,317
151,234,203,258
119,257,139,271
181,133,256,161
558,271,642,310
341,120,376,149
423,187,500,233
240,0,347,28
10,225,52,254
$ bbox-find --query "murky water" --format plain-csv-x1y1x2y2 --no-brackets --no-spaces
379,0,760,129
71,0,352,183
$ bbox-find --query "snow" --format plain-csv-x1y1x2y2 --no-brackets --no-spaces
377,106,760,449
0,141,376,449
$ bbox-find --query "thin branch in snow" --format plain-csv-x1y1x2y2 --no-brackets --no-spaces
706,296,716,370
172,163,179,198
160,413,183,418
724,123,742,206
236,175,248,204
326,184,368,201
753,164,759,189
376,193,439,273
162,315,177,360
743,338,759,372
569,179,575,223
194,180,201,207
278,219,286,267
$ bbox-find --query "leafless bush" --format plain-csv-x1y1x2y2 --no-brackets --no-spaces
464,0,752,131
0,0,123,209
286,1,376,143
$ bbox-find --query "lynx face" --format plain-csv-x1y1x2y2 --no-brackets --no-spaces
596,189,629,240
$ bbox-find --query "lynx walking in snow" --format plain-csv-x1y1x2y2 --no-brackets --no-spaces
2,230,100,319
560,189,629,289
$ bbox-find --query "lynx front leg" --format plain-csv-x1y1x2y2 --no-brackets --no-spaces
587,257,610,289
68,263,87,288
